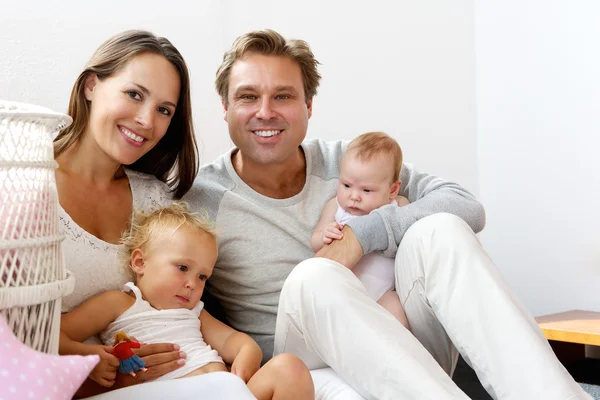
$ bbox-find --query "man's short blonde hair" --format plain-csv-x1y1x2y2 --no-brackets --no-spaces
215,29,321,104
345,132,403,181
120,201,216,277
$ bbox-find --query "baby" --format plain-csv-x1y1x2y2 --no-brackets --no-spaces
60,202,314,399
312,132,410,329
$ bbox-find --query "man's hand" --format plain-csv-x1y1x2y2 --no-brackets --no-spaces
88,345,119,388
316,225,363,269
322,221,344,244
230,344,262,383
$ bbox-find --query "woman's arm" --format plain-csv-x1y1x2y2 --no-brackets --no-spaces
200,309,262,382
64,291,184,396
310,197,340,252
73,343,186,398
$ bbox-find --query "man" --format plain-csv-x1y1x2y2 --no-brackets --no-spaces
184,29,589,399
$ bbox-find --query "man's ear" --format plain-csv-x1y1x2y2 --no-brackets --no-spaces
83,74,98,101
389,180,402,200
307,98,313,119
130,249,146,276
222,98,228,121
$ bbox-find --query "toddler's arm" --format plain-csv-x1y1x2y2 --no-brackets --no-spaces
311,197,342,252
60,291,133,387
200,309,262,383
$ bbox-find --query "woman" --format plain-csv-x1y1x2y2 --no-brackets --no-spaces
56,31,197,314
55,30,254,399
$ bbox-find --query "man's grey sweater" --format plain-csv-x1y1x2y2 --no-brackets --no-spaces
183,139,485,362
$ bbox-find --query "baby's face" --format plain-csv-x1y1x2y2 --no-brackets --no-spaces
134,225,217,311
338,153,399,216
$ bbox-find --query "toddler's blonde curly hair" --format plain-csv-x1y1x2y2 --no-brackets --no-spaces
119,201,216,279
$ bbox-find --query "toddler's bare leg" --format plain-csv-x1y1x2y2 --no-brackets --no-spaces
246,353,314,400
378,290,411,330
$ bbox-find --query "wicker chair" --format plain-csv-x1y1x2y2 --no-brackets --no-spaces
0,100,75,354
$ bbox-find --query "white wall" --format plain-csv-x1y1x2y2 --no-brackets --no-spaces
476,1,600,315
0,0,479,195
3,0,597,317
221,0,478,194
0,0,230,165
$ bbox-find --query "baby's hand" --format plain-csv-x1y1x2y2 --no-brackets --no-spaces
322,222,344,244
89,345,120,388
396,195,410,207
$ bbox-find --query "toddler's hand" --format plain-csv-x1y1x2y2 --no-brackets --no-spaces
322,222,344,244
88,345,120,388
129,335,146,345
230,347,261,383
230,362,254,383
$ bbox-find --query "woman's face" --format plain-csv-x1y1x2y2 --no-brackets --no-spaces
83,52,181,166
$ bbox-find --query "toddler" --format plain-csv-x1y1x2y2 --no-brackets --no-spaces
61,202,314,399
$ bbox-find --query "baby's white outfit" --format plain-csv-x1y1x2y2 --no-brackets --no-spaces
101,282,224,381
335,199,398,301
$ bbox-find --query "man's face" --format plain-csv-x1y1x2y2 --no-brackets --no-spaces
223,53,312,166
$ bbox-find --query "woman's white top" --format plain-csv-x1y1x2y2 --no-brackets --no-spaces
60,169,172,313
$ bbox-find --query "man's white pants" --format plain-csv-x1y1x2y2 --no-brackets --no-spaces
275,213,590,400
